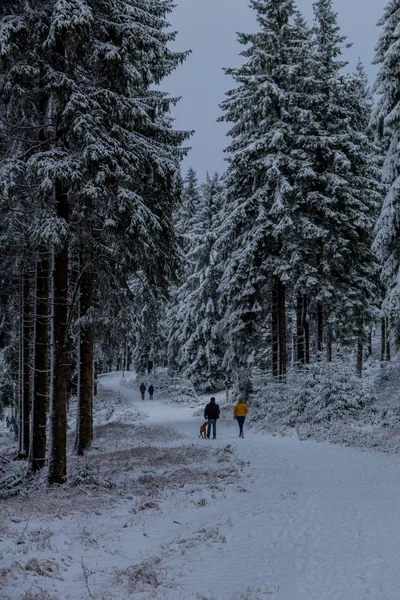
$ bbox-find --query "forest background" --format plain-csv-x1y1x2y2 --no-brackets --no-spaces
1,0,400,486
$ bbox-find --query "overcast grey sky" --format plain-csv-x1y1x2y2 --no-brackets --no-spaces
163,0,388,179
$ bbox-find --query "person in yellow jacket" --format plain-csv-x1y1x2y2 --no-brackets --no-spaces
233,399,248,438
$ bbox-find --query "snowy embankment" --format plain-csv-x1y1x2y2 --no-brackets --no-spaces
1,371,400,600
249,358,400,454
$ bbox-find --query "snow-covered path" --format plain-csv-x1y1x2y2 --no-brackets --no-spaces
2,372,400,600
100,372,400,600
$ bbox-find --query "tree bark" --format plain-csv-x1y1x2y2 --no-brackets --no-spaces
356,339,363,378
385,316,391,361
326,324,332,363
76,264,94,455
368,330,372,357
304,297,310,364
18,277,24,456
30,257,50,472
317,301,323,357
48,180,69,485
381,316,386,362
22,273,31,457
277,278,286,380
296,293,305,365
296,293,310,365
93,360,98,397
271,282,279,378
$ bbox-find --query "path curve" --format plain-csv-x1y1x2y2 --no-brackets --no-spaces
101,371,400,600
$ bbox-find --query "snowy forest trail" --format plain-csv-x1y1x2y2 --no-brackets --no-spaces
99,372,400,600
2,374,400,600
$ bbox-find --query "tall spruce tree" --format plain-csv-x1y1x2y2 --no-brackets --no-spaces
0,0,189,482
168,173,224,389
340,63,383,371
176,168,201,238
218,0,314,380
292,0,382,363
373,0,400,339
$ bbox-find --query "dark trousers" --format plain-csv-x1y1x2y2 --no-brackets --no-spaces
207,419,217,438
237,416,245,434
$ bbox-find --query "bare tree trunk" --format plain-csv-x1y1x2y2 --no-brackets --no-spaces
76,264,94,455
385,316,391,361
291,315,296,368
22,273,31,457
368,330,372,357
304,297,310,364
381,316,386,362
271,282,279,378
326,324,332,363
30,257,50,472
18,277,24,456
317,301,323,357
48,180,69,485
93,360,98,397
296,293,305,365
277,278,286,380
356,339,363,378
296,293,310,365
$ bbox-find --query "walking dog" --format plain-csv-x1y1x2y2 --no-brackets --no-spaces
199,421,208,439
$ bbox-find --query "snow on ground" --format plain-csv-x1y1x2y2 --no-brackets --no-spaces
1,371,400,599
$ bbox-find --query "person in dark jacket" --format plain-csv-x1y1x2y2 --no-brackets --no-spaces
148,384,154,400
139,382,146,401
204,397,220,439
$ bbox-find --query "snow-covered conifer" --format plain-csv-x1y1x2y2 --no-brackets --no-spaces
373,0,400,338
168,173,224,390
0,0,190,482
176,168,201,239
292,0,382,363
218,0,314,380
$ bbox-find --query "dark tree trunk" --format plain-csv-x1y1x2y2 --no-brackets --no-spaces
271,282,279,378
356,339,363,378
76,264,94,455
368,330,372,357
296,293,310,365
381,316,386,362
385,317,391,361
317,301,323,356
18,278,24,456
304,297,310,364
277,278,286,380
296,293,305,365
48,180,69,485
22,273,31,457
326,324,332,363
30,257,50,472
93,360,98,397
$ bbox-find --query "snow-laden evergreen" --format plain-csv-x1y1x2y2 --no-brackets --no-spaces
215,0,382,385
300,0,381,350
373,0,400,333
168,173,224,390
0,0,190,480
0,0,189,301
176,167,201,239
217,0,313,377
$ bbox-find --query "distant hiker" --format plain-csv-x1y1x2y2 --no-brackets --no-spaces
204,397,220,439
148,384,154,400
234,399,248,438
139,382,146,401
